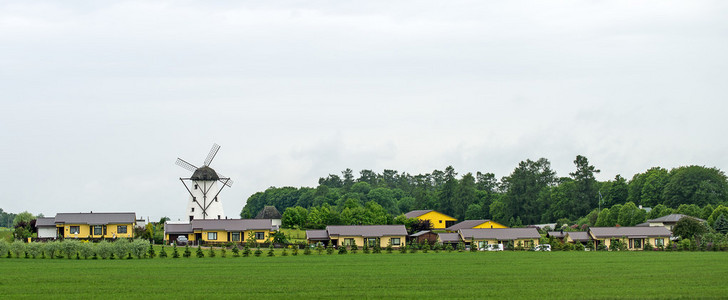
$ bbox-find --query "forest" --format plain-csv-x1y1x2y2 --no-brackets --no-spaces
240,156,728,230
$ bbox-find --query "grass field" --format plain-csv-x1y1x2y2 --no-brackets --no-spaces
1,251,726,299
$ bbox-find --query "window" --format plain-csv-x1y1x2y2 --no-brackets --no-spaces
93,225,103,236
391,238,400,246
633,238,642,248
439,220,443,223
70,226,80,234
191,207,194,212
193,197,197,202
343,238,354,246
214,197,218,202
117,225,127,234
367,238,377,247
194,184,198,190
231,232,240,242
655,238,664,247
255,232,265,240
207,232,217,240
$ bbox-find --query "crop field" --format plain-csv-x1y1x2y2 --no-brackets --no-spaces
1,251,727,299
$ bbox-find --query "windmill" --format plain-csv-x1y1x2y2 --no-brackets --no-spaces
175,143,233,221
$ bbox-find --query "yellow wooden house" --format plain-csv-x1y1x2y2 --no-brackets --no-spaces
53,212,136,239
306,225,408,248
404,210,457,229
165,219,278,245
446,219,508,231
589,226,672,250
458,228,540,249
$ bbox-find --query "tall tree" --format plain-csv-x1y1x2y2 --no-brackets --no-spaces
568,155,601,219
663,166,728,207
437,166,458,217
501,158,556,224
342,168,355,191
454,173,477,220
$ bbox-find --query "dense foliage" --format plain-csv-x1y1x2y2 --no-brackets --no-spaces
241,157,728,229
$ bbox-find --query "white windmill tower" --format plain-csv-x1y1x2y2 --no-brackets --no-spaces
175,144,233,221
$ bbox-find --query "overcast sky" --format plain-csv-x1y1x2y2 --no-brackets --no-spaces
1,1,727,221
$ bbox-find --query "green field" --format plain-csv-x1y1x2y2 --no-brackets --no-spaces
1,251,727,298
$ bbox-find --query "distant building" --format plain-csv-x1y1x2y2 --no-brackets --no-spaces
458,228,541,249
589,226,671,250
306,225,408,248
636,214,705,231
255,206,282,228
447,219,508,231
37,212,137,239
165,218,279,245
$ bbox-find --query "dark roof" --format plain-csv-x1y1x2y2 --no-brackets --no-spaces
54,212,136,225
190,166,219,181
565,231,590,242
165,223,193,234
635,222,650,227
190,219,274,231
459,228,541,240
35,217,56,227
306,230,329,240
438,232,461,243
404,210,433,219
410,230,433,237
326,225,408,237
256,206,282,219
447,220,493,231
589,226,672,238
647,214,705,224
546,231,567,238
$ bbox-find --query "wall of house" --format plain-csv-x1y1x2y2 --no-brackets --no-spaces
243,230,272,243
595,236,669,250
60,224,90,238
38,227,57,239
335,236,406,248
200,230,228,242
106,224,133,238
418,211,457,229
466,238,539,249
472,221,508,229
60,223,134,239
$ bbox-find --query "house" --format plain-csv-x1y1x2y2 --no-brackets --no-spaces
53,212,136,239
306,225,408,248
404,210,457,229
437,232,461,247
458,228,540,249
164,219,278,245
588,226,672,250
35,217,58,239
255,206,282,228
546,231,567,241
409,230,438,245
446,219,508,231
636,214,705,231
564,231,590,245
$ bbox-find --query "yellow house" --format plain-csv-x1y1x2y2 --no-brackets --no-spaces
458,228,540,249
589,226,672,250
53,212,136,239
404,210,457,229
306,225,408,248
446,219,508,231
165,219,277,245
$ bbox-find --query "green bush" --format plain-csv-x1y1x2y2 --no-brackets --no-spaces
232,246,240,257
62,240,80,259
338,246,347,254
0,240,10,258
220,248,227,258
574,243,585,251
208,246,216,258
159,245,168,258
292,245,298,256
97,241,112,259
457,242,465,252
326,244,333,255
351,241,359,254
267,244,275,257
79,242,95,259
399,245,407,254
148,244,156,258
363,242,370,254
27,242,42,258
254,248,262,257
243,245,251,257
445,244,454,252
131,240,149,258
303,246,311,255
11,240,26,258
172,244,179,258
196,245,204,258
112,239,130,259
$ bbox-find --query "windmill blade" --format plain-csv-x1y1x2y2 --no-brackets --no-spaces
216,172,234,187
204,143,220,166
175,158,198,172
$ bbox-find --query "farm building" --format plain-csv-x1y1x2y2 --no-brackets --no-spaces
589,226,672,250
41,212,137,239
164,218,279,245
564,231,590,245
35,217,57,239
447,219,508,231
409,230,438,245
458,228,541,249
404,210,457,229
306,225,408,248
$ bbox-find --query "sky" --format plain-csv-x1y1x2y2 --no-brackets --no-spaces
1,1,727,222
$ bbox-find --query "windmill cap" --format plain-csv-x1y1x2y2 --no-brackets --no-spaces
191,166,219,181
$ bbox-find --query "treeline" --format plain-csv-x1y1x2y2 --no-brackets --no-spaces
240,156,728,228
0,208,18,228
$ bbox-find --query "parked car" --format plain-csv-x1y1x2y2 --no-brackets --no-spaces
176,236,188,246
487,244,504,251
534,244,551,251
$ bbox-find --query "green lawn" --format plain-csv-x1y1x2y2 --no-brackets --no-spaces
1,252,726,299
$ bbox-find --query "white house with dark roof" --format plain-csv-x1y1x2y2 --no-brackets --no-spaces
35,217,57,239
636,214,706,231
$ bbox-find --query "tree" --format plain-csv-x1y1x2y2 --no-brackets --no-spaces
594,208,611,227
465,203,483,220
618,202,640,227
569,155,601,219
672,217,708,240
712,214,728,234
501,158,556,224
453,173,477,220
647,204,674,220
708,205,728,227
437,166,459,218
663,166,728,207
601,175,628,207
